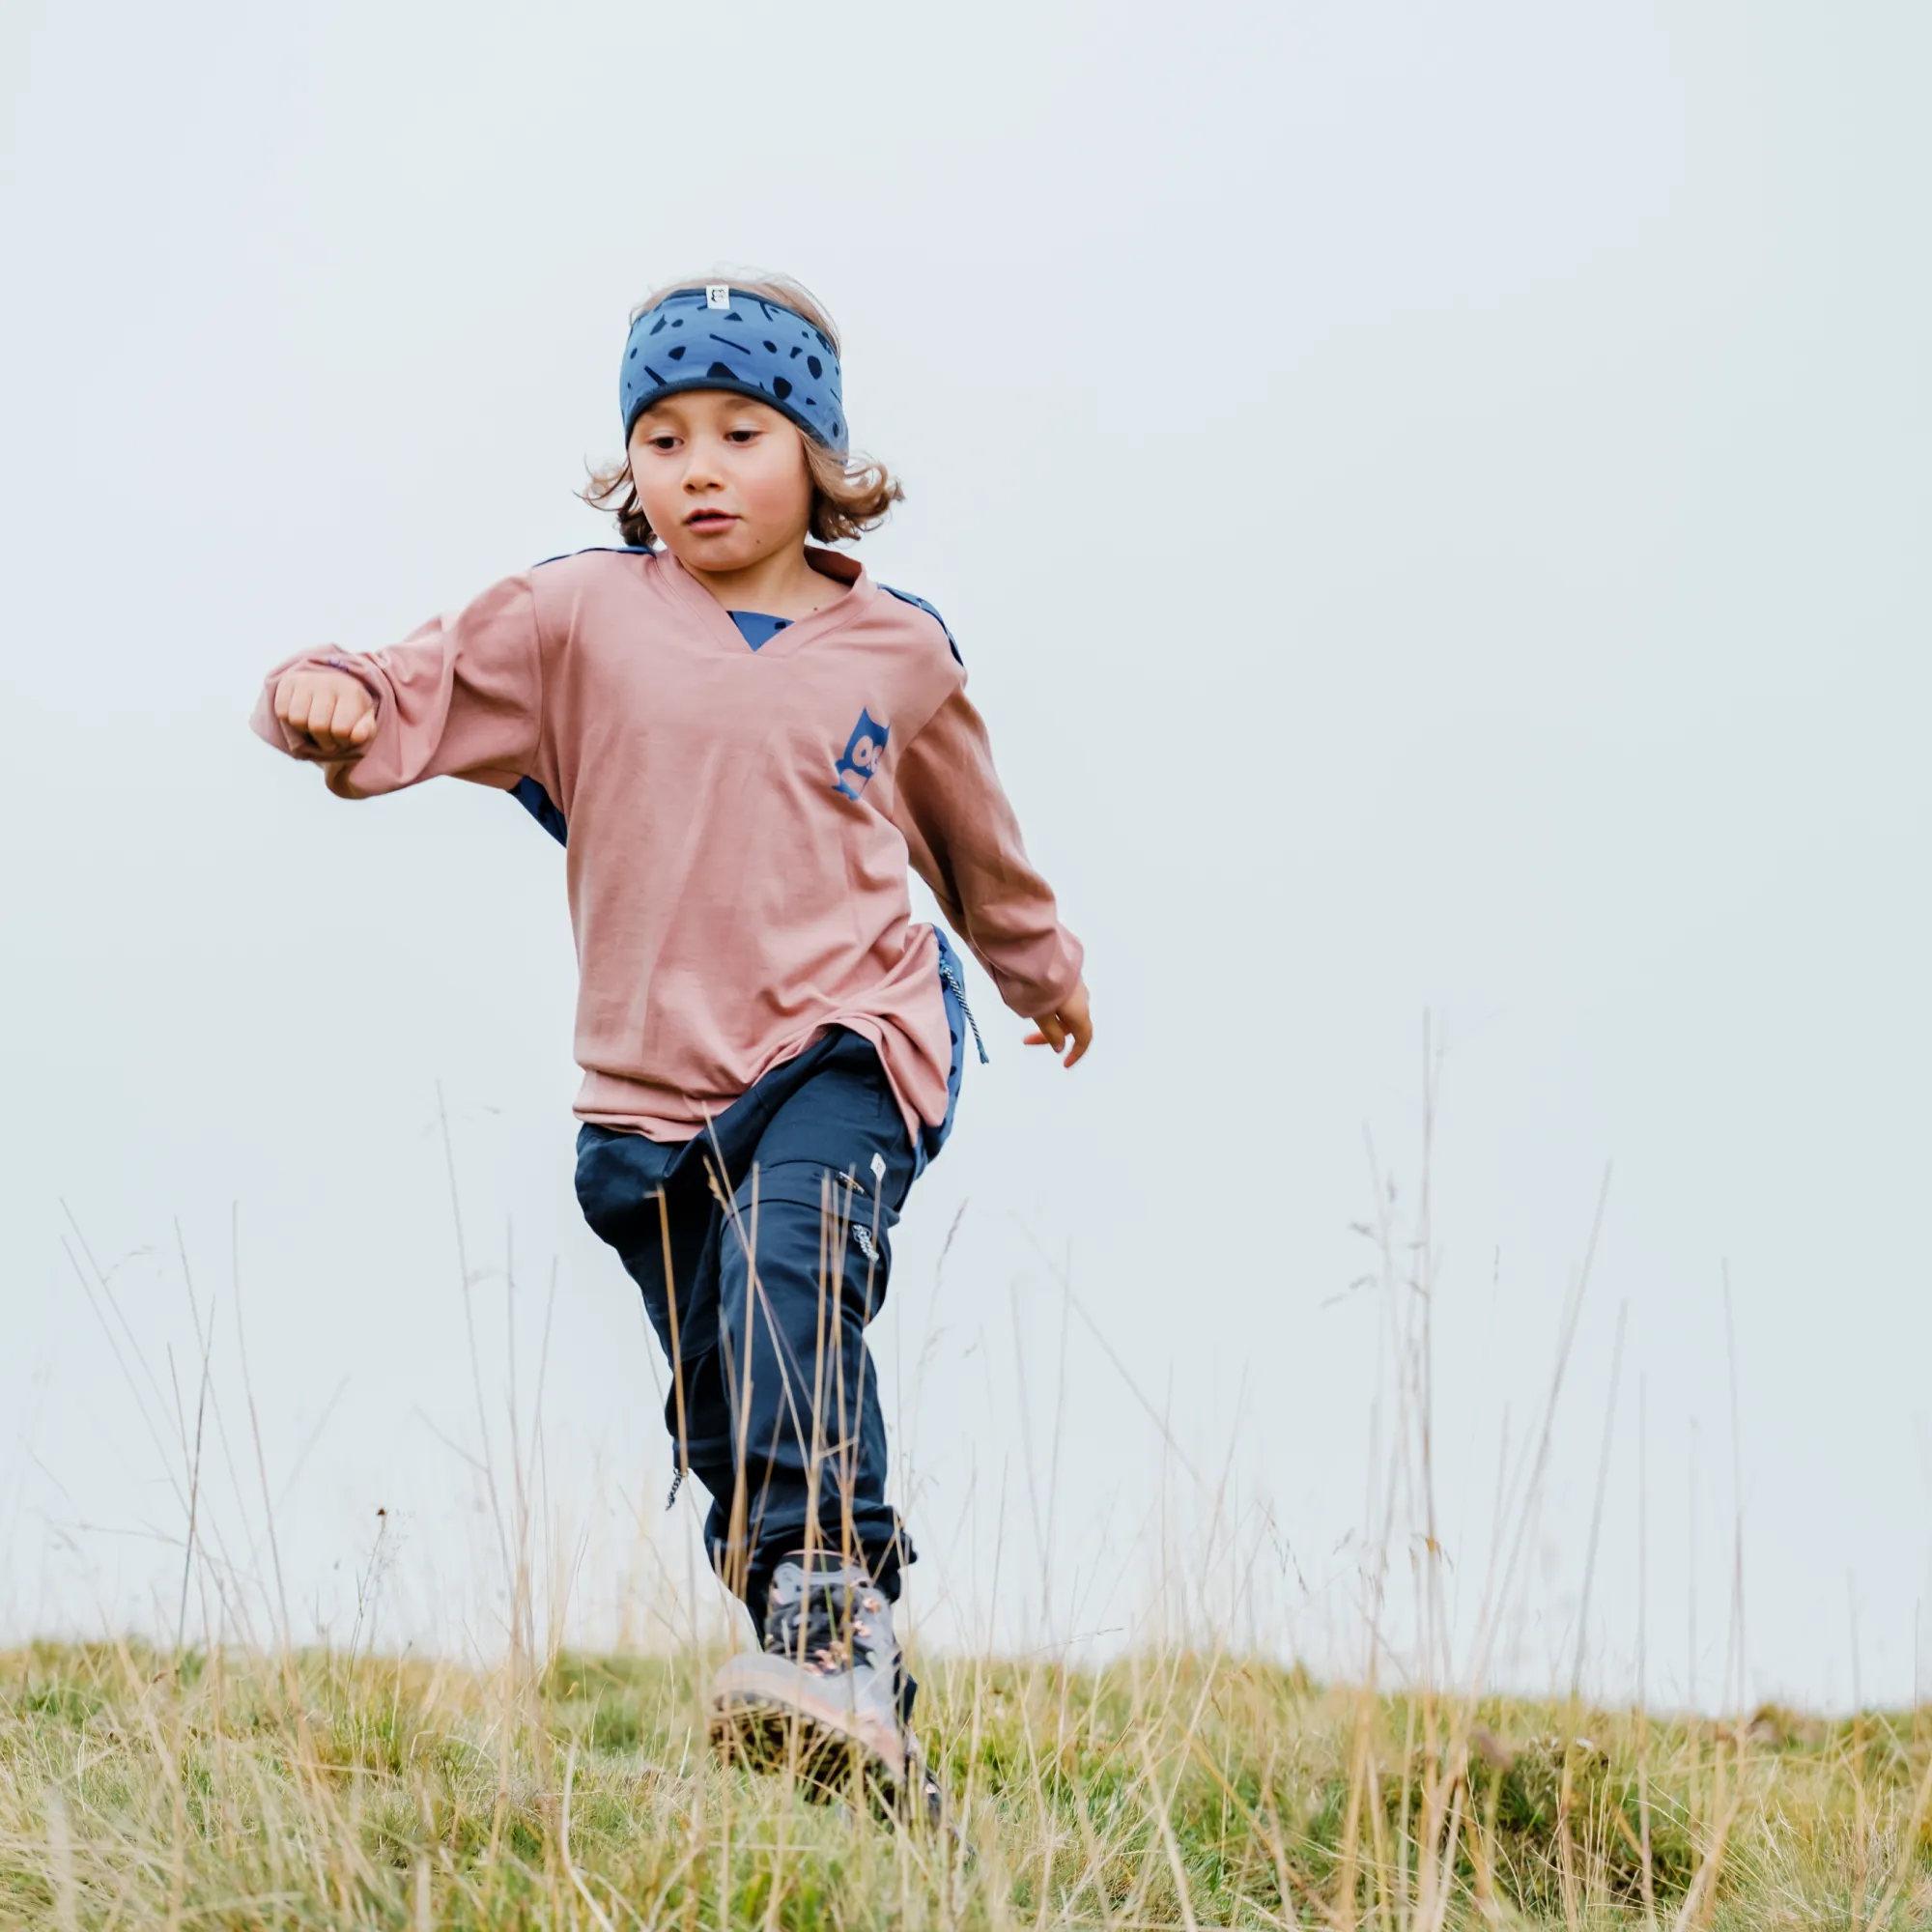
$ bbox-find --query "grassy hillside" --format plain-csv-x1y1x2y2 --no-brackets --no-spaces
3,1638,1928,1928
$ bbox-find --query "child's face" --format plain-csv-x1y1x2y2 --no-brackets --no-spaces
629,391,813,574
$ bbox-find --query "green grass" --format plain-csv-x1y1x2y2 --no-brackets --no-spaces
4,1638,1929,1928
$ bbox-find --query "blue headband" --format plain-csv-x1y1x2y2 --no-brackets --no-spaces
620,285,848,455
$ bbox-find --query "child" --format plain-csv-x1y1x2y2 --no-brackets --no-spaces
253,273,1092,1812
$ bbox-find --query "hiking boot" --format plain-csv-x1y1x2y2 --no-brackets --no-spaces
708,1551,922,1811
903,1723,948,1833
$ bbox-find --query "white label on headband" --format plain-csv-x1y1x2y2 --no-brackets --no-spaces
706,284,730,309
870,1152,886,1183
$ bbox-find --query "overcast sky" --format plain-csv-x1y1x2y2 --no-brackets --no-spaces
4,1,1928,1707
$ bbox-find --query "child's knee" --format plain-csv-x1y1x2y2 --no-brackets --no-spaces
574,1125,658,1249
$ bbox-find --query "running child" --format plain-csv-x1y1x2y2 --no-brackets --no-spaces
252,273,1091,1813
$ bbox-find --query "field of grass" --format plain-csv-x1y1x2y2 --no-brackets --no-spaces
17,1092,1927,1926
4,1635,1930,1929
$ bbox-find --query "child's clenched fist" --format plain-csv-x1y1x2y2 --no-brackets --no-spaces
273,668,377,755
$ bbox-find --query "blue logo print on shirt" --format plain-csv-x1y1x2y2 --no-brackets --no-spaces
833,709,890,801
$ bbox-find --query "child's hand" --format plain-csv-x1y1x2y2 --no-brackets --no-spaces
1024,981,1094,1068
273,668,377,756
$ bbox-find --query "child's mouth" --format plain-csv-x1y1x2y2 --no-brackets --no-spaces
686,511,737,531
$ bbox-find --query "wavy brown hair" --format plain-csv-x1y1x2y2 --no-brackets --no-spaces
582,273,903,547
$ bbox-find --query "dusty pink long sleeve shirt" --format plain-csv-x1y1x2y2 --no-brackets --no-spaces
253,546,1083,1143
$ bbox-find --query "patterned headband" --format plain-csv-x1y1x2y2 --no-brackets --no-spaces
619,285,848,455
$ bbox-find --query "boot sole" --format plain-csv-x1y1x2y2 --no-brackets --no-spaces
707,1683,907,1809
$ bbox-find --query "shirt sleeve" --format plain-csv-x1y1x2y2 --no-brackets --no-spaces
889,684,1085,1017
249,572,545,799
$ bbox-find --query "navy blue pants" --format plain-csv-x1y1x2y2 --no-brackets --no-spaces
575,1025,943,1622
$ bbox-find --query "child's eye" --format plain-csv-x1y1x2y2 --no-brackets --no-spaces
646,436,679,450
725,429,759,443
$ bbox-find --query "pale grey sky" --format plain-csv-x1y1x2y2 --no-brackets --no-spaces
4,1,1928,1705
